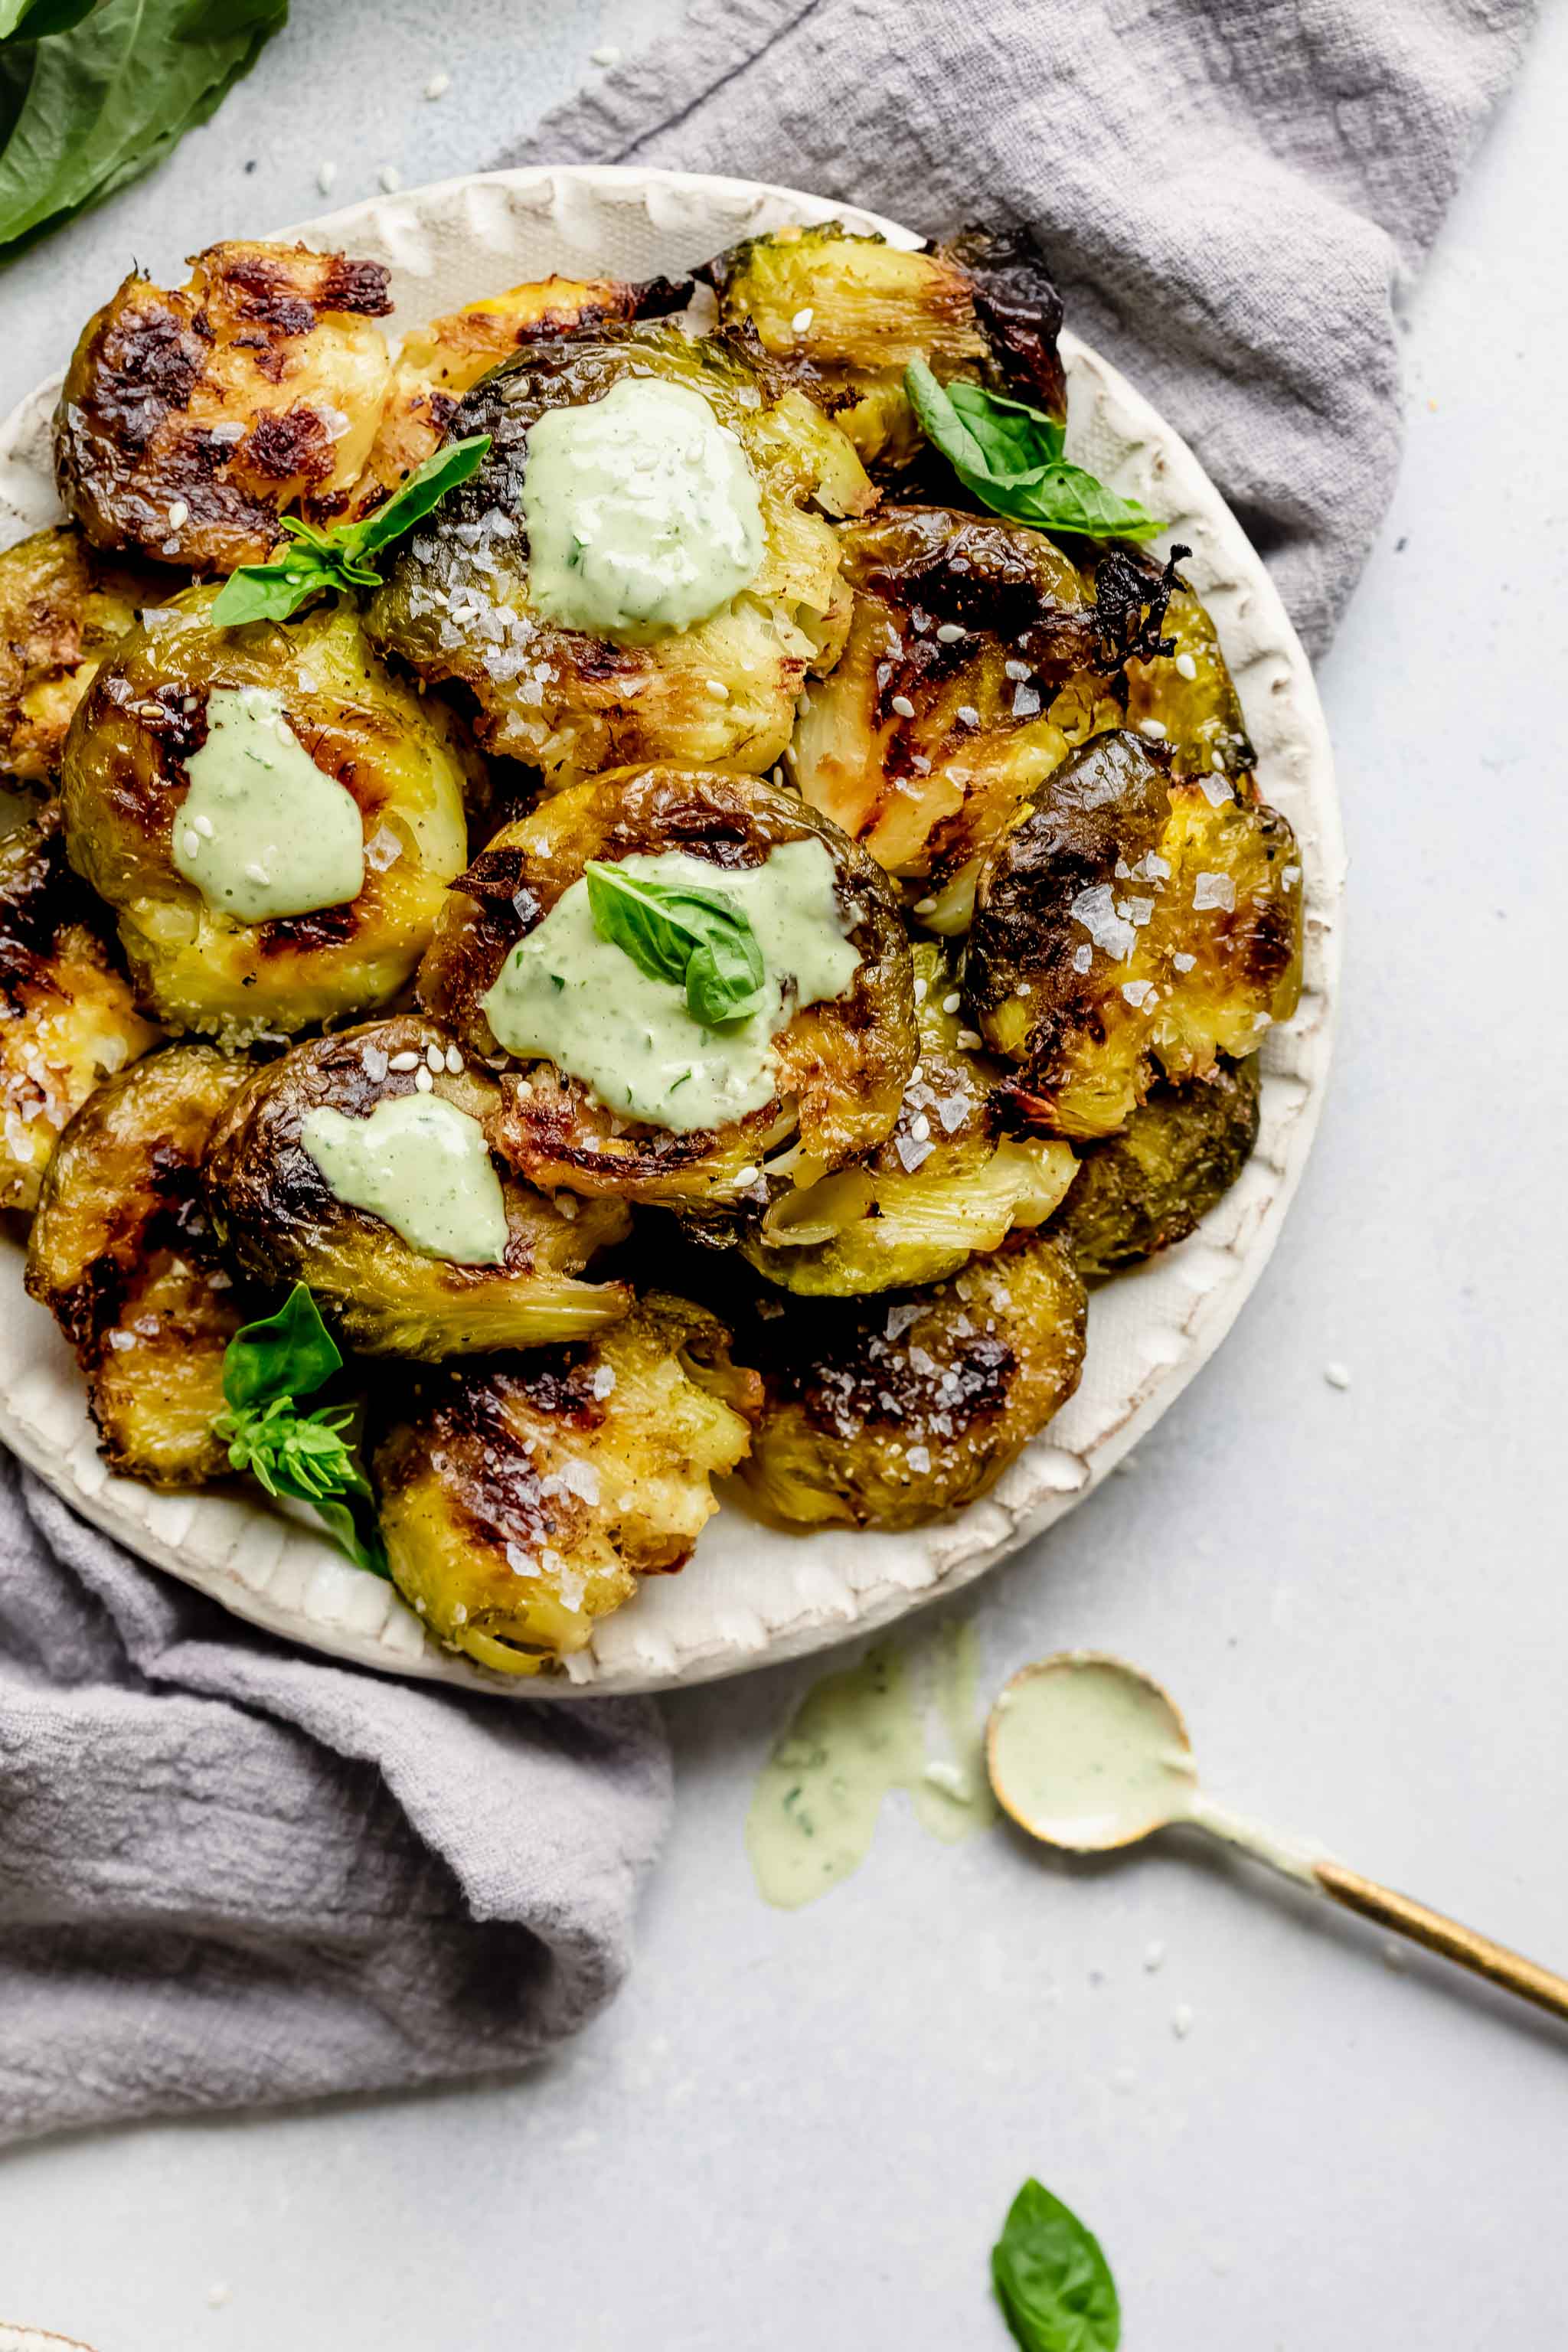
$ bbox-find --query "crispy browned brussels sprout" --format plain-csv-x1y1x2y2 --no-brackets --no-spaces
366,322,873,785
1110,548,1257,789
205,1014,632,1361
701,221,1065,475
0,524,164,786
963,730,1302,1137
419,763,916,1207
791,512,1177,923
1047,1060,1261,1283
24,1044,251,1484
736,944,1075,1295
54,242,394,575
0,806,160,1213
330,271,689,522
373,1294,760,1674
60,589,476,1045
737,1232,1086,1530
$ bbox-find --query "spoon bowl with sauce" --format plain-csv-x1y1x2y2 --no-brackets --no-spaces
988,1650,1568,2025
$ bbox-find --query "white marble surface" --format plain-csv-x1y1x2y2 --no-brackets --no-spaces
2,5,1566,2344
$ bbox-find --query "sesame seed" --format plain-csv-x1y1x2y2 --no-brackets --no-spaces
243,861,270,885
935,622,965,644
1171,2004,1194,2039
1324,1361,1351,1391
193,813,214,838
413,1066,434,1093
791,306,814,332
1139,717,1168,740
590,42,622,63
1174,651,1197,681
378,163,403,194
426,1043,444,1073
167,499,189,529
913,896,938,916
706,678,729,700
445,1044,463,1074
941,991,960,1013
909,1113,930,1142
1145,1940,1166,1971
733,1164,760,1186
318,160,338,195
181,828,201,858
890,694,916,719
388,1051,420,1072
956,1027,982,1049
423,69,451,97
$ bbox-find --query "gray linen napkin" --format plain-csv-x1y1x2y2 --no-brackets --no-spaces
0,0,1536,2149
498,0,1537,655
0,1459,669,2142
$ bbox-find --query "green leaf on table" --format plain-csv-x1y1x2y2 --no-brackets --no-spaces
0,0,289,260
213,1282,389,1577
906,359,1164,544
991,2178,1121,2352
211,433,492,626
584,859,767,1027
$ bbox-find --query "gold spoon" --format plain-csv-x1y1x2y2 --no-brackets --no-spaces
985,1651,1568,2024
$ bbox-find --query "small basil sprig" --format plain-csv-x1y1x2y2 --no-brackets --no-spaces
214,1282,387,1578
584,861,767,1027
906,358,1164,544
991,2178,1120,2352
210,433,492,627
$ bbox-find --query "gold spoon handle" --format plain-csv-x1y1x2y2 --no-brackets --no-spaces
1314,1859,1568,2023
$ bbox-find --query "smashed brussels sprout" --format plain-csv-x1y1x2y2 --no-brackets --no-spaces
367,322,873,784
54,242,394,575
0,525,163,786
790,510,1175,920
419,763,916,1207
737,1232,1086,1530
963,730,1302,1137
1047,1060,1261,1283
737,945,1076,1295
0,807,160,1214
205,1014,632,1361
60,590,477,1044
24,1044,251,1484
373,1294,760,1674
702,221,1065,475
332,271,689,522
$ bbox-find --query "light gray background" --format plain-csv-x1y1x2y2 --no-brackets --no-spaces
2,5,1565,2344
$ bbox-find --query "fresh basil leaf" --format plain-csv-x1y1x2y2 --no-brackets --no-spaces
209,549,333,627
906,358,1164,544
221,1281,341,1413
584,860,766,1025
211,434,491,627
0,0,287,257
346,434,493,560
310,1491,390,1580
0,0,97,41
991,2179,1120,2352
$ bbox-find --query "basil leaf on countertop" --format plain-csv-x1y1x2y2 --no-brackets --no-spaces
585,860,767,1027
991,2178,1121,2352
906,359,1164,544
211,433,492,626
214,1282,389,1578
0,0,288,260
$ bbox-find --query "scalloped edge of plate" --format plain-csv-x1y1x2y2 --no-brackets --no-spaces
0,165,1342,1697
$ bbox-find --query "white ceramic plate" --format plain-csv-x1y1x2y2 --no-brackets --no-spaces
0,165,1342,1697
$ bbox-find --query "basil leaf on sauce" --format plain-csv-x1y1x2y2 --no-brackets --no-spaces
906,359,1164,544
211,434,492,627
0,0,287,257
991,2179,1121,2352
584,859,767,1027
214,1282,389,1578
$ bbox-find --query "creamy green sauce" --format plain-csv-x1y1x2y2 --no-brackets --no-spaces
481,841,861,1133
746,1623,997,1909
988,1658,1197,1849
300,1093,509,1265
172,684,364,925
520,377,766,638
